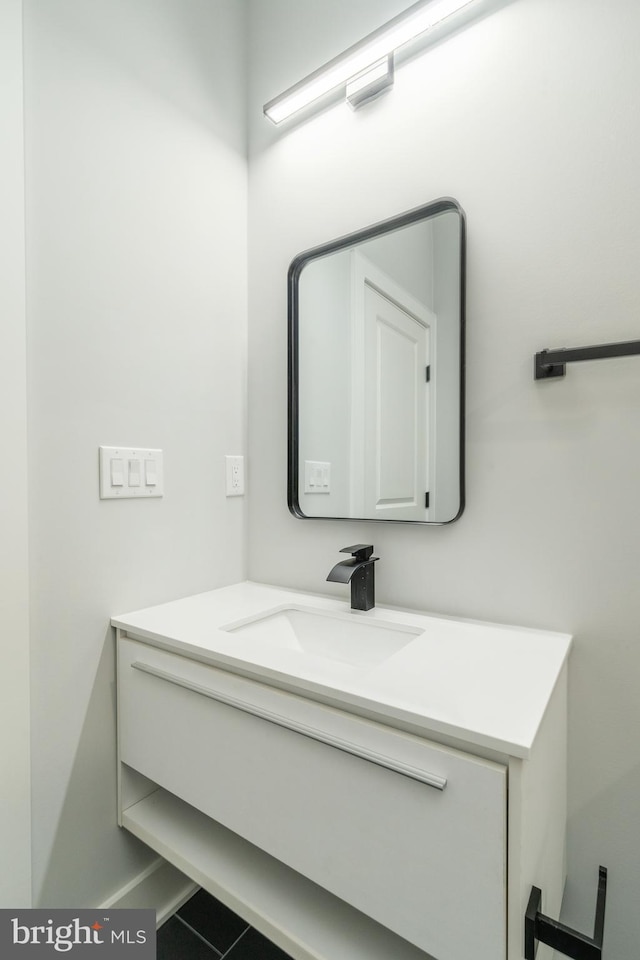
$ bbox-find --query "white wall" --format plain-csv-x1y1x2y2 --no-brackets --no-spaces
247,1,640,956
363,223,433,308
0,0,32,908
23,0,247,906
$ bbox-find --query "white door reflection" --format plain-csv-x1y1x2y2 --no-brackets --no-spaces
353,254,432,520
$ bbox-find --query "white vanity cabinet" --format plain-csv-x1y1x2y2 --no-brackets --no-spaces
114,583,570,960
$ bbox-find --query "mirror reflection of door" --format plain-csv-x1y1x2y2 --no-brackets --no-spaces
351,253,433,520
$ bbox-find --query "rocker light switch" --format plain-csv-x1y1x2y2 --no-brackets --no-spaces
110,459,124,487
99,447,163,499
128,459,141,486
145,460,157,486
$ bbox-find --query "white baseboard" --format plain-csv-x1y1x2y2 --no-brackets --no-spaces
100,856,198,927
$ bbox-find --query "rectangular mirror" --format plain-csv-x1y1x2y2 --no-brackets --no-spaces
288,198,465,524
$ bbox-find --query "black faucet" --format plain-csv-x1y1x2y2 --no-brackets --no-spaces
326,544,379,611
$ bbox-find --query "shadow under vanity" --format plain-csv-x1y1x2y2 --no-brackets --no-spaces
113,581,570,960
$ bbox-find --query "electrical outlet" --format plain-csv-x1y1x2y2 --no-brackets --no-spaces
225,455,245,496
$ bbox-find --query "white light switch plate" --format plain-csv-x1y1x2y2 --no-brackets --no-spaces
99,446,163,499
304,460,331,493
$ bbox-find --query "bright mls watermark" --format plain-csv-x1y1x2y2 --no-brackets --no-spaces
0,910,155,957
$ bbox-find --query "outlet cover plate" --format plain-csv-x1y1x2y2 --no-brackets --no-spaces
225,455,245,496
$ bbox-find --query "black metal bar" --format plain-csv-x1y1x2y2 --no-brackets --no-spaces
593,866,608,946
535,339,640,379
524,885,541,959
534,915,602,960
524,867,607,960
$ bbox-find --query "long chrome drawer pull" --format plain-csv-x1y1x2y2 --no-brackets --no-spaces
131,660,447,791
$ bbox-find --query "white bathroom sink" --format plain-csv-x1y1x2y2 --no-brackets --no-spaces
113,580,573,755
221,605,422,668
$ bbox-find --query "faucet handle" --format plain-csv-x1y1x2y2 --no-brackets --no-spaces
340,544,375,562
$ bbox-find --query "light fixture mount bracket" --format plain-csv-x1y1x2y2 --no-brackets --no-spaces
346,56,394,110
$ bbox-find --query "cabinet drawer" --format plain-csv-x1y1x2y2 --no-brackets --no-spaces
118,637,506,960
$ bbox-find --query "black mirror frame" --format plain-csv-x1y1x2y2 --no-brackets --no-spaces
287,197,466,524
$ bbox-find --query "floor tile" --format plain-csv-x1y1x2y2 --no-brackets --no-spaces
177,889,249,953
224,927,293,960
157,916,221,960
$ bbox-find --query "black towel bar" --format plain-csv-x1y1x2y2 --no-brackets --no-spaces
524,866,607,960
534,339,640,379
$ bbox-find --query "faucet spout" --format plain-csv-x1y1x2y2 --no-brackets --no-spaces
327,544,379,611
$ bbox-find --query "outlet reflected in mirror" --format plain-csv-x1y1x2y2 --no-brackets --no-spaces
288,199,465,524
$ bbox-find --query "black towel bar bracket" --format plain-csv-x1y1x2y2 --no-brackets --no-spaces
524,866,607,960
535,339,640,379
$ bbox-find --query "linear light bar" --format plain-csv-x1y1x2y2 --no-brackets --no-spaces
264,0,478,125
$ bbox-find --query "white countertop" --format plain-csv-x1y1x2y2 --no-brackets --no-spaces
112,581,571,759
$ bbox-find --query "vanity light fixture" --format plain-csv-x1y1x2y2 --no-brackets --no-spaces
264,0,479,125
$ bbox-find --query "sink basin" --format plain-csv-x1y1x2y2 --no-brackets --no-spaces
221,605,422,668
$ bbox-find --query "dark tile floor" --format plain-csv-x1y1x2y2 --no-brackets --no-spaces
157,888,294,960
